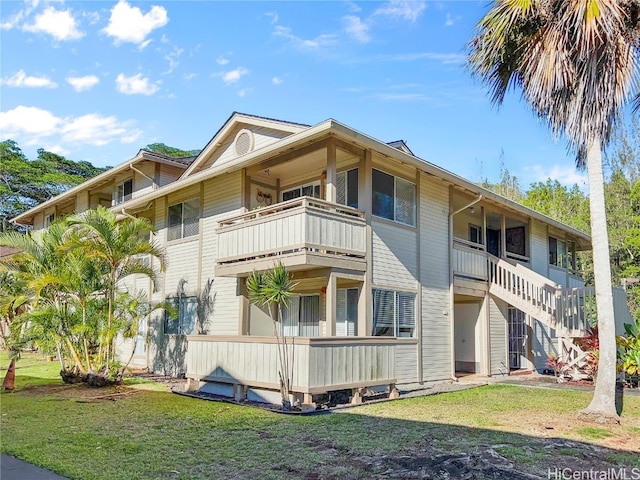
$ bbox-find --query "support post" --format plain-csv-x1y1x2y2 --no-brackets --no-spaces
326,272,337,336
325,139,337,203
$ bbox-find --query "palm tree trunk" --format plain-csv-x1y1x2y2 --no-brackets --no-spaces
579,137,620,424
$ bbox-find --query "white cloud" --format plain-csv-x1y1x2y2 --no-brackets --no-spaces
346,51,465,65
1,0,40,31
523,164,588,187
273,25,338,49
23,6,84,41
184,72,197,81
164,46,184,74
374,0,426,22
445,13,461,27
216,56,230,65
272,77,283,85
60,113,139,146
42,144,69,156
1,70,57,88
343,15,370,43
0,106,60,137
237,88,251,98
66,75,100,92
103,0,168,45
265,12,278,24
220,67,248,85
0,105,142,148
115,73,160,95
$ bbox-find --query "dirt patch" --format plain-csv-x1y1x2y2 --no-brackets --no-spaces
16,382,141,402
131,371,187,392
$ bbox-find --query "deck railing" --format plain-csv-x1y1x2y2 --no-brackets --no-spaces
217,197,366,265
185,335,396,394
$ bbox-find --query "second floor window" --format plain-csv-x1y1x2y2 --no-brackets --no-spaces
282,181,321,201
115,179,133,204
549,236,567,268
168,198,200,241
372,169,416,226
336,168,359,208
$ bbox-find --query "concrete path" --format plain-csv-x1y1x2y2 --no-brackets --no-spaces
1,454,69,480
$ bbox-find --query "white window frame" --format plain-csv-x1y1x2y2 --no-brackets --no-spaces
280,294,320,337
281,181,321,202
336,168,359,209
167,197,200,241
469,224,483,245
549,236,567,268
372,169,416,226
44,213,55,228
115,178,133,205
336,288,358,336
164,296,198,335
372,289,416,338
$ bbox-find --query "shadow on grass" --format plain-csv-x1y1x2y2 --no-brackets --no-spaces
1,384,639,480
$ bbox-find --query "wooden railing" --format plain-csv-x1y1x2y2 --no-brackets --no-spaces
217,197,366,265
453,239,488,280
452,240,596,335
185,335,396,394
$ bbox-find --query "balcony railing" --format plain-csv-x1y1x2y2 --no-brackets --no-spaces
185,335,396,394
216,197,366,274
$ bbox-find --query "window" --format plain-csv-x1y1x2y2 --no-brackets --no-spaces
469,224,483,245
336,288,358,336
336,168,359,208
168,198,199,241
372,169,416,226
282,181,321,202
281,295,320,336
164,296,198,335
44,213,55,228
372,289,415,337
549,236,567,268
115,179,133,204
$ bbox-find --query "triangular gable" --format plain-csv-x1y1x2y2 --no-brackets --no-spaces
182,112,309,177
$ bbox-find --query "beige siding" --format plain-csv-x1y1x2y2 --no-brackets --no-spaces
371,220,417,290
395,343,418,383
530,219,548,277
158,164,184,187
196,125,292,173
33,212,44,230
75,191,89,213
419,174,452,382
202,172,244,335
489,295,508,376
164,241,200,297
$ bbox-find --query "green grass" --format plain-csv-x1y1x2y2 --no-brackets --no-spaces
1,353,639,480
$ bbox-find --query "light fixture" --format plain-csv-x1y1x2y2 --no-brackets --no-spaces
469,206,475,214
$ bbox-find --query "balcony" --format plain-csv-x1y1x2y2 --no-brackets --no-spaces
216,197,367,276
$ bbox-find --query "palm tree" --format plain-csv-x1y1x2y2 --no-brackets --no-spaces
468,0,640,423
68,206,165,370
246,263,296,410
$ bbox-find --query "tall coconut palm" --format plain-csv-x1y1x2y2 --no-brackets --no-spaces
68,206,165,369
468,0,640,423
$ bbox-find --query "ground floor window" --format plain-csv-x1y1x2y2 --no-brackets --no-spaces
281,295,320,336
164,296,198,335
372,289,415,337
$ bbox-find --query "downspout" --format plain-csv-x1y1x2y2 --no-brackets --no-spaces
449,194,482,381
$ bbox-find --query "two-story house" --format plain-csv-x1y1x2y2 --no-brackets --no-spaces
13,112,631,406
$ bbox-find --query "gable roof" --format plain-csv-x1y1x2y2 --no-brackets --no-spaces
12,113,591,248
11,149,193,225
180,111,310,177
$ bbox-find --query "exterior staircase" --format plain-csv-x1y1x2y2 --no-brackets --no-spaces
487,253,595,338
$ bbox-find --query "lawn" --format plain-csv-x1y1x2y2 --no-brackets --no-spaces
1,353,639,480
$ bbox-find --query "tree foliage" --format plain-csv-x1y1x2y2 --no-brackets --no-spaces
0,207,164,384
145,143,200,158
0,140,108,232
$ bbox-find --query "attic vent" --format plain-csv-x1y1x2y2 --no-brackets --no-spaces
234,129,254,156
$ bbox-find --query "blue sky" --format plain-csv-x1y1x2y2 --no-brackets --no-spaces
1,0,592,188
